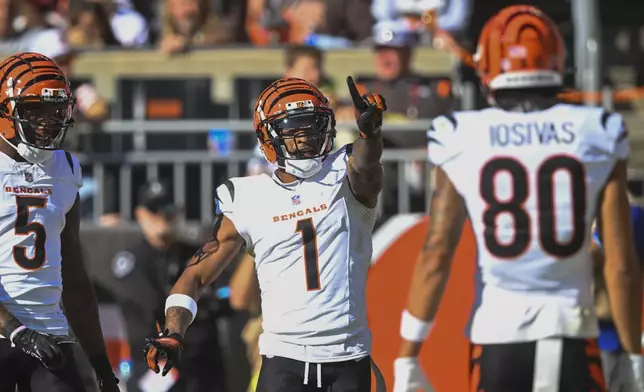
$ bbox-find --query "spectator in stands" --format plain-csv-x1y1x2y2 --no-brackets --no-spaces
91,0,149,47
3,0,62,52
42,0,72,30
315,0,373,44
372,0,473,37
362,21,454,218
247,0,372,47
246,0,314,46
281,0,328,45
284,45,333,101
364,21,452,126
0,0,16,42
112,180,228,392
67,1,121,48
283,44,356,146
159,0,242,54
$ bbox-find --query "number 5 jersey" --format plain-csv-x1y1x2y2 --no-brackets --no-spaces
0,150,82,337
216,144,377,363
428,104,629,344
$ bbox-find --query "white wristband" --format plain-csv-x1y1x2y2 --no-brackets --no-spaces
165,294,198,325
9,325,27,346
400,310,433,342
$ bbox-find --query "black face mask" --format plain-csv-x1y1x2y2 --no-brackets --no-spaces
268,113,333,159
13,102,74,150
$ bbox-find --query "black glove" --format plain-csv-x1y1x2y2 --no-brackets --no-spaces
143,322,184,376
347,76,387,139
6,320,72,371
89,353,120,392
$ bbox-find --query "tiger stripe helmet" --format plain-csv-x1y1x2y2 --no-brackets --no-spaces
0,52,75,150
253,77,335,164
474,5,565,91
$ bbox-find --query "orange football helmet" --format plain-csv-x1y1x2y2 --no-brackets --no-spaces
253,77,335,165
474,5,565,90
0,52,75,152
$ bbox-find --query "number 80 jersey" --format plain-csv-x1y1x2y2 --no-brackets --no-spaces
428,104,628,343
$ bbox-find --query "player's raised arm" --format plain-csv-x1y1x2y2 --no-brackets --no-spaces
144,183,245,376
394,165,467,391
600,160,642,354
61,194,120,390
345,76,386,208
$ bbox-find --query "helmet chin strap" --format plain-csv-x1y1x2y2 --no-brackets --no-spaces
281,157,324,179
0,134,53,164
15,143,53,164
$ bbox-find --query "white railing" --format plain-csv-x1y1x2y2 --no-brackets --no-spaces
76,84,644,223
77,148,431,223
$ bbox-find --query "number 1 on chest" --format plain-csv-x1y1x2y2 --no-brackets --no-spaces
295,218,321,291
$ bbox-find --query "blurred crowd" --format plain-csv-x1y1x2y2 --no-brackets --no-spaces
0,0,474,53
0,0,471,128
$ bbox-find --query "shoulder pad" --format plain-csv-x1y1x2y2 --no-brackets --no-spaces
600,110,628,142
331,143,352,158
323,143,353,168
213,177,255,247
214,179,235,215
427,113,460,166
58,151,82,188
64,152,74,173
595,109,629,160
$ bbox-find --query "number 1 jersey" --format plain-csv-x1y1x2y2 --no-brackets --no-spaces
428,103,629,344
217,145,376,363
0,151,82,336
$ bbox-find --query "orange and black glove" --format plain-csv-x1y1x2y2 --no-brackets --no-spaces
143,322,184,376
347,76,387,139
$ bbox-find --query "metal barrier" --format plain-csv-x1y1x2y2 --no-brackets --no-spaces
77,148,431,223
76,79,644,223
78,112,644,223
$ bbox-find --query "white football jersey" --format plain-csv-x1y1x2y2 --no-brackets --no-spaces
0,150,82,336
217,145,376,363
428,104,629,344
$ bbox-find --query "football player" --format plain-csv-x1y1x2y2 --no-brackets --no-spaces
393,5,642,392
591,205,644,392
144,77,387,391
0,53,119,391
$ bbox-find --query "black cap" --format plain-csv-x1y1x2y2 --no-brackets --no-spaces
137,180,179,214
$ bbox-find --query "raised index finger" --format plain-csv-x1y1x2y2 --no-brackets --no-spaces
346,76,367,111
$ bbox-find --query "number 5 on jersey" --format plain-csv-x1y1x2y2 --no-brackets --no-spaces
296,218,321,291
13,196,48,270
